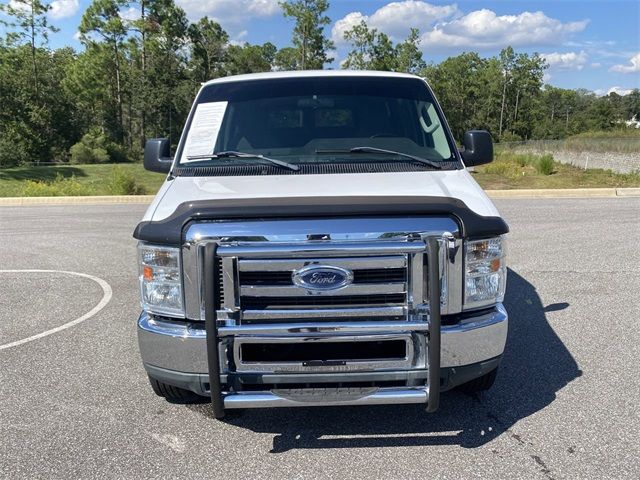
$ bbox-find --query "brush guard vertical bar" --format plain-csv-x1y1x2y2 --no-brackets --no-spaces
202,242,225,419
426,236,441,412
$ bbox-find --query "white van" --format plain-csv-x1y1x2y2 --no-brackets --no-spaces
135,71,508,418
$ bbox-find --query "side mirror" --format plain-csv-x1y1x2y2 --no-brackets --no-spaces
144,138,173,173
460,130,493,166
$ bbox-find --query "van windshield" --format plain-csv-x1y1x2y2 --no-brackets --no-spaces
177,76,457,167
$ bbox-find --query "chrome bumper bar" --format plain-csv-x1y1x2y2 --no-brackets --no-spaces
138,304,507,372
223,387,429,409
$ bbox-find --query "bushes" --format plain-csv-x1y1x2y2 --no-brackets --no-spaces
69,132,110,164
536,154,555,175
498,131,523,143
21,174,93,196
107,166,146,195
0,123,35,167
19,167,146,196
106,142,131,164
69,131,130,164
477,151,556,178
482,161,521,177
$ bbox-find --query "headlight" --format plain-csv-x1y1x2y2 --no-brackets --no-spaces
138,243,184,317
464,236,507,309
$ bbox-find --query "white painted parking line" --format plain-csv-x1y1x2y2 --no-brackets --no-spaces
0,270,112,351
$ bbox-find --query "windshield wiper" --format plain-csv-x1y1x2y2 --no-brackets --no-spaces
186,151,300,171
315,147,443,170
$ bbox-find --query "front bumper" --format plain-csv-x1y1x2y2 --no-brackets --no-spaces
138,303,508,407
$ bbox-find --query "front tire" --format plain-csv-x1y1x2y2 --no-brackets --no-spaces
148,375,201,403
457,367,498,393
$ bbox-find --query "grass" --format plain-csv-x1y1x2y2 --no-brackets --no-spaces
473,151,640,190
0,163,165,197
563,130,640,154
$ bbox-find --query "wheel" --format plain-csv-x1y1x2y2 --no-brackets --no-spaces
148,375,201,403
457,367,498,394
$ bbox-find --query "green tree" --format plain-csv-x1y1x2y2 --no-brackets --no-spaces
0,0,58,98
79,0,129,142
498,46,516,138
509,52,546,139
274,46,300,71
226,42,277,75
62,47,115,138
0,45,77,165
187,17,229,82
145,0,190,143
395,28,425,74
280,0,334,69
342,20,396,71
342,22,424,73
623,90,640,119
342,20,374,70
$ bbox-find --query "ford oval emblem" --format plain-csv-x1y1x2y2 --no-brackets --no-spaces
292,265,354,291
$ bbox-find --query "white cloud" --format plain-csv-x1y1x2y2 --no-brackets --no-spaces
607,86,633,96
331,12,369,45
8,0,29,11
609,52,640,73
332,1,459,45
593,86,635,97
332,12,368,45
591,62,602,68
421,9,589,51
119,7,141,22
49,0,79,20
542,51,588,70
332,3,588,52
176,0,279,23
73,30,82,41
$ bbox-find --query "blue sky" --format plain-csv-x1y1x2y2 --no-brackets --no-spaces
6,0,640,94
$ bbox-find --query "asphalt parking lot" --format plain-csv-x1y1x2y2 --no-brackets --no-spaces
1,198,639,479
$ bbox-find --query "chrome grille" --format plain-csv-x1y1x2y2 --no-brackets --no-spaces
216,257,224,307
239,268,406,285
218,252,417,324
181,216,464,321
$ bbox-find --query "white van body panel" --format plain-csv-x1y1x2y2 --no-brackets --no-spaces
149,168,499,222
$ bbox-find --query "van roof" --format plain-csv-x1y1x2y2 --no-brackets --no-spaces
202,70,423,86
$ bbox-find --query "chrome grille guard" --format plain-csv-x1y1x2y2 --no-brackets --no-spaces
200,236,442,418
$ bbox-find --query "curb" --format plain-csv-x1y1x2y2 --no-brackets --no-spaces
487,188,640,198
487,188,616,199
0,195,156,206
0,189,638,206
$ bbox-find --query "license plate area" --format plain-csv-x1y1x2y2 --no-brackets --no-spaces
233,334,419,373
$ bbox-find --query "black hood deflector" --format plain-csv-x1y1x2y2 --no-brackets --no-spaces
133,196,509,246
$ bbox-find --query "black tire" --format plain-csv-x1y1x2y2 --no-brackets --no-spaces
148,375,201,403
457,367,498,394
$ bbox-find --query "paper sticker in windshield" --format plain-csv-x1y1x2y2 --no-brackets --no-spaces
182,101,228,162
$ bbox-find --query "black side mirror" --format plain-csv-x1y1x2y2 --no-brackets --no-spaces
460,130,493,166
144,138,173,173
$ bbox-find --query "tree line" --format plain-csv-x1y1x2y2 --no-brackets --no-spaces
0,0,638,167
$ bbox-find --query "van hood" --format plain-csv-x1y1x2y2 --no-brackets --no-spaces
144,169,500,222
